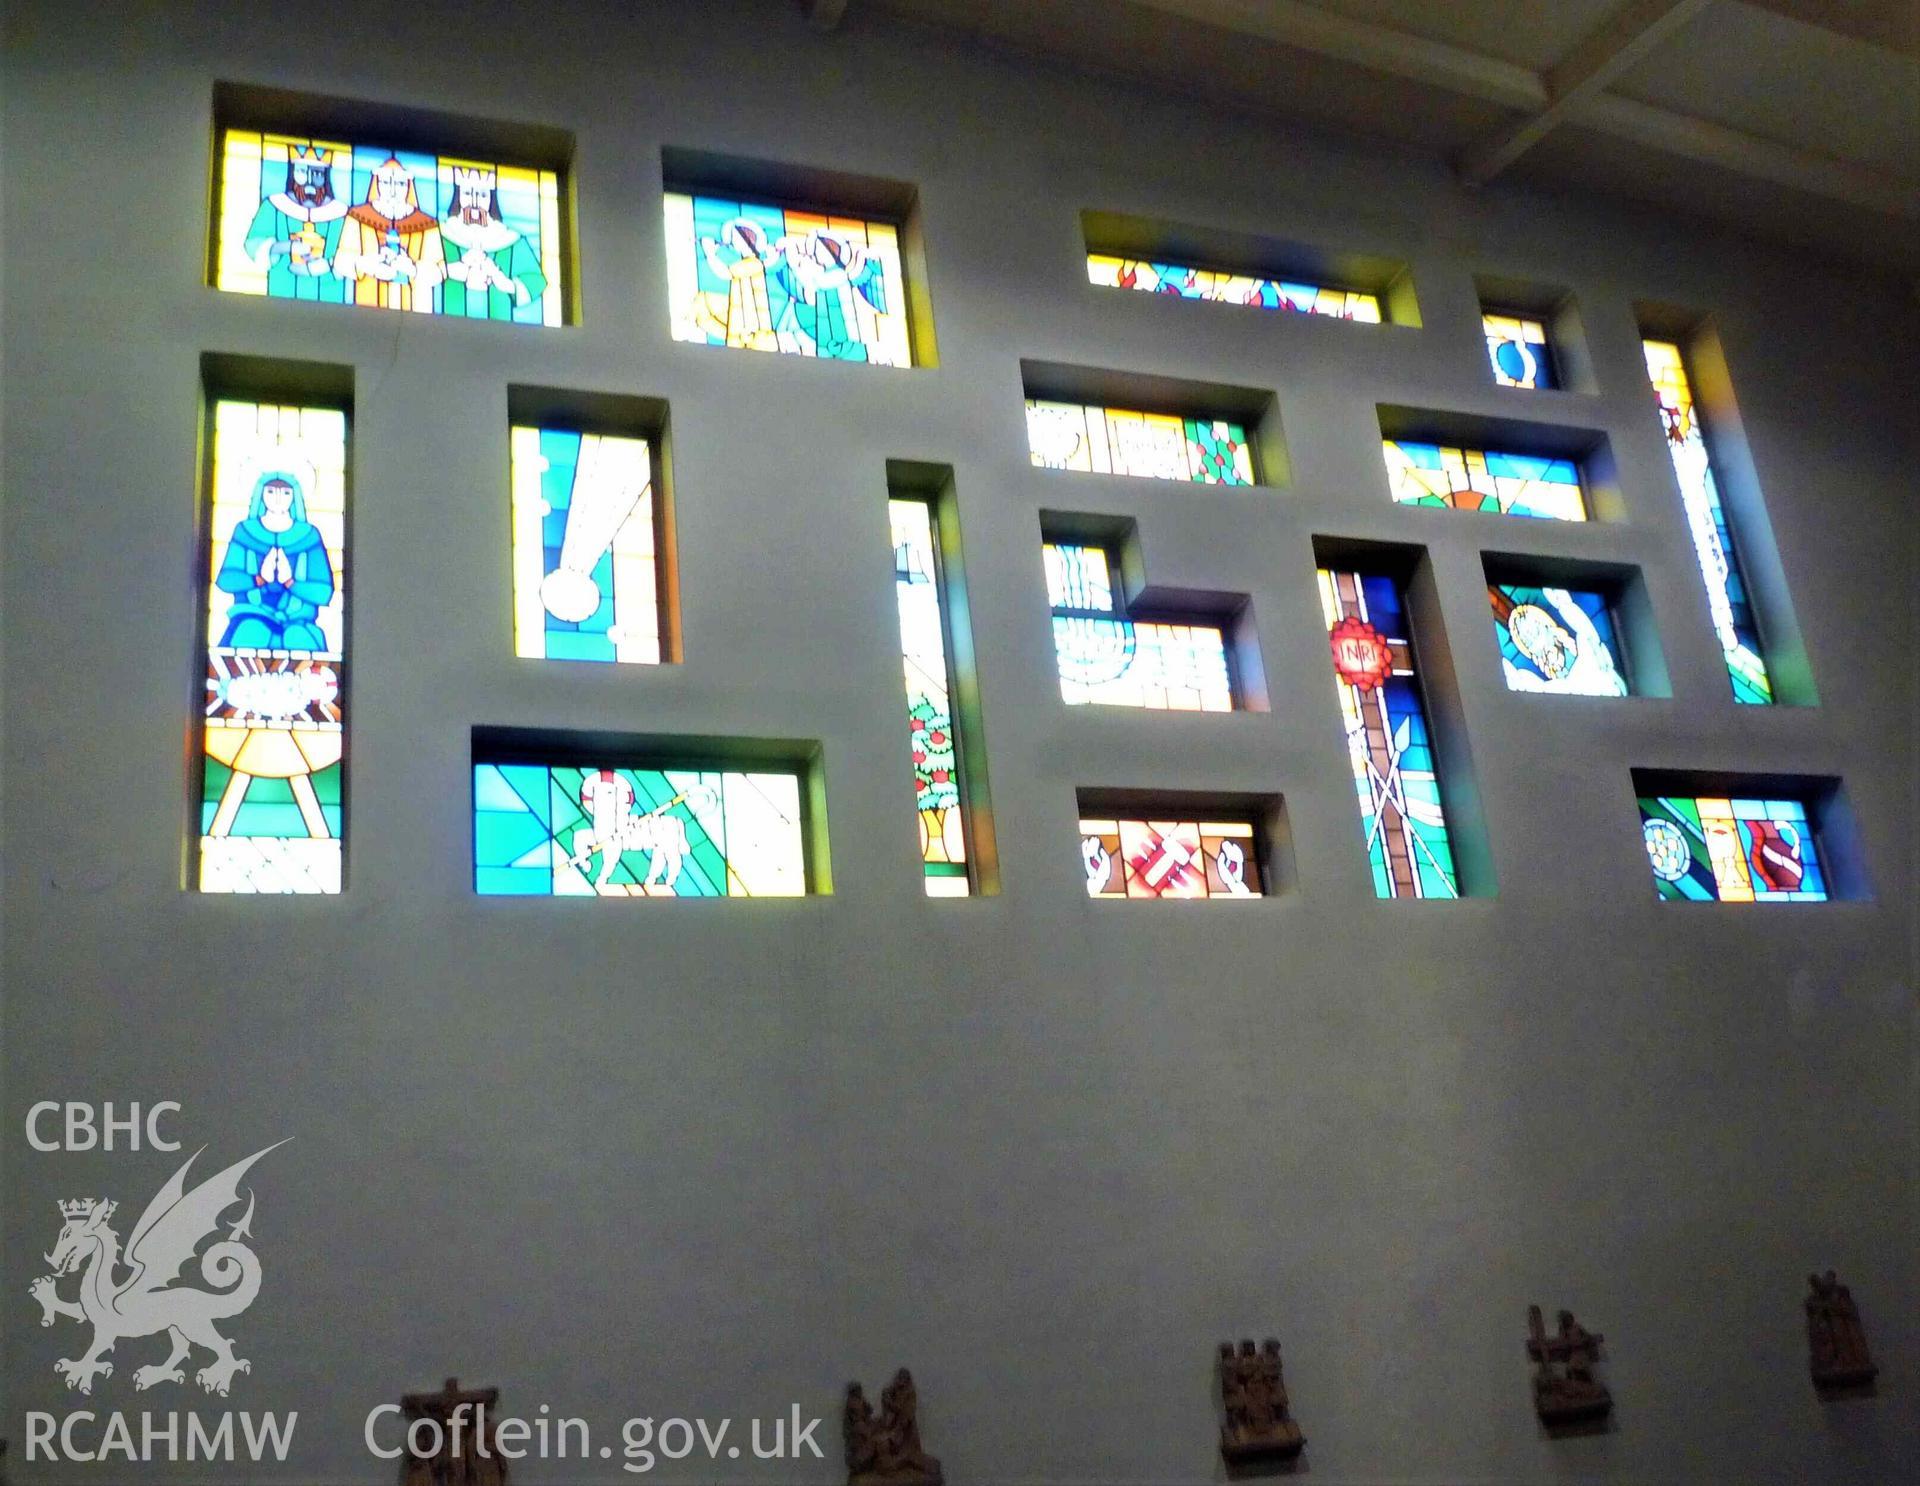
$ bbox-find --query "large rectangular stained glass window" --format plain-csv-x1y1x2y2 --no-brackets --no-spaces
1027,400,1254,485
1639,795,1827,902
663,192,912,366
214,130,563,325
1081,816,1263,899
890,498,972,896
1643,340,1772,704
1319,567,1457,899
1087,254,1380,322
1385,439,1586,521
199,399,348,894
1489,584,1629,697
510,426,664,664
474,764,807,897
1045,543,1234,712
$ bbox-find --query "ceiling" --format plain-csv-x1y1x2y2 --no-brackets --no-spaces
809,0,1920,280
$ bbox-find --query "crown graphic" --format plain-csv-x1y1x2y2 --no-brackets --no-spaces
59,1197,105,1219
452,164,497,188
291,144,333,165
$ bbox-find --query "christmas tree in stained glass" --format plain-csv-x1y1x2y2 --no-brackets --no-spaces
890,498,971,895
199,399,348,894
1643,340,1773,704
1319,567,1457,899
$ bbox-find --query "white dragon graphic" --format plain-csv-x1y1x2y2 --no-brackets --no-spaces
28,1142,285,1396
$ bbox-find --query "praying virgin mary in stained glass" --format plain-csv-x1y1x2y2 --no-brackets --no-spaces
214,467,335,651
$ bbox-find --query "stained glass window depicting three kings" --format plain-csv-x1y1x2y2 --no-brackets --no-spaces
214,130,564,325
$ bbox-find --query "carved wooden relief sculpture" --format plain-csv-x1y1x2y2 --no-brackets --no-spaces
845,1368,942,1485
1526,1305,1611,1426
399,1377,508,1486
1807,1271,1877,1390
1218,1337,1305,1466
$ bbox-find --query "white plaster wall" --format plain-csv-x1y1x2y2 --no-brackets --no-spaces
2,1,1915,1481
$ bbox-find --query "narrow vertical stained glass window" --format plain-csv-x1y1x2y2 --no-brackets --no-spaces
474,763,807,897
510,426,663,664
1087,255,1381,322
1483,313,1555,389
890,498,971,896
1642,340,1772,704
1319,567,1457,899
1080,817,1263,898
199,399,348,893
1045,543,1234,711
213,130,564,325
1489,584,1629,696
663,192,913,366
1639,795,1826,902
1027,400,1254,485
1384,439,1586,521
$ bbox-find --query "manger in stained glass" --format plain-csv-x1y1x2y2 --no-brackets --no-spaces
1080,817,1263,899
890,497,971,896
1026,400,1254,485
510,426,663,664
199,398,349,894
1319,567,1457,900
474,763,808,897
1483,313,1556,389
213,129,563,325
663,191,912,366
1489,583,1628,697
1044,542,1234,712
1384,439,1586,521
1642,339,1772,704
1638,794,1826,903
1086,254,1380,322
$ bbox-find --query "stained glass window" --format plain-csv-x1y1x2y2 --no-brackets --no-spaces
1489,584,1629,696
1319,567,1457,899
1026,400,1253,484
1384,439,1586,521
1639,795,1827,902
1045,543,1234,711
473,763,808,896
891,498,971,896
663,192,912,366
1483,313,1556,389
510,427,663,664
1643,340,1772,704
1081,817,1263,898
199,399,348,894
1086,254,1380,322
214,130,563,325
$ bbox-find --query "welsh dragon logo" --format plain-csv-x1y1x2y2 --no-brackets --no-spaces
29,1142,285,1396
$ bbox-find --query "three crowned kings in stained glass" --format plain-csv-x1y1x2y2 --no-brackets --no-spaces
201,115,1824,903
215,130,563,324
